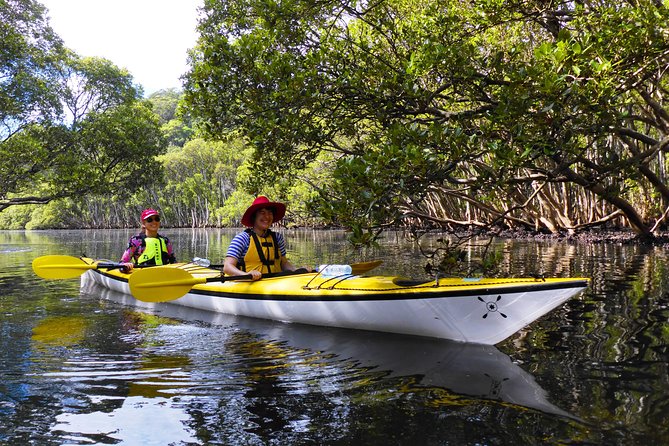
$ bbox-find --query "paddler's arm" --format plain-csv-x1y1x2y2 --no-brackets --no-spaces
223,256,262,281
120,242,137,273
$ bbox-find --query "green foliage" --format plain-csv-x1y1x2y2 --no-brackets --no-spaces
154,137,250,226
0,101,166,208
0,203,33,229
0,0,66,135
148,89,194,148
183,0,669,240
25,199,79,229
0,198,82,229
63,55,141,123
4,0,669,239
161,118,193,148
0,2,167,217
184,0,532,237
147,88,181,122
216,189,254,226
281,157,326,226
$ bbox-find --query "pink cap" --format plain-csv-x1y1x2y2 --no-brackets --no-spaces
140,209,159,221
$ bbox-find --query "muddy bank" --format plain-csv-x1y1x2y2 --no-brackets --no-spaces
492,228,669,246
419,225,669,246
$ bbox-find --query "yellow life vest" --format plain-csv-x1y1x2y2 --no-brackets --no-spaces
136,236,168,266
241,229,282,274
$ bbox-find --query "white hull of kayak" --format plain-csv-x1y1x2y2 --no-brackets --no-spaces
82,269,587,345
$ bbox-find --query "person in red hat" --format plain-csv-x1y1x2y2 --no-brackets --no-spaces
223,196,311,280
120,208,176,272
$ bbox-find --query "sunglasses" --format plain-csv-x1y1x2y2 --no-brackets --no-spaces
144,216,160,223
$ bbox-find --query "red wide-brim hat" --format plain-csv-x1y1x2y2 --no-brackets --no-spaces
241,196,286,227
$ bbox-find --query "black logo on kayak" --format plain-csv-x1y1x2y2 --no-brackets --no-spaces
478,295,507,319
484,373,510,398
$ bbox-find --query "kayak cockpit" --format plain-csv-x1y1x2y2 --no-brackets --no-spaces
392,278,434,287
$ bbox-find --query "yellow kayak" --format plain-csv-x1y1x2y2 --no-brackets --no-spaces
80,258,588,345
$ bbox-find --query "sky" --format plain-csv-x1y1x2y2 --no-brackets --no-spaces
40,0,201,96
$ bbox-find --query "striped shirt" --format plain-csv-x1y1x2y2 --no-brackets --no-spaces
225,230,287,262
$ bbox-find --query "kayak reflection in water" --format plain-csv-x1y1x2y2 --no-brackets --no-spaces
120,208,177,273
79,280,580,421
223,196,312,281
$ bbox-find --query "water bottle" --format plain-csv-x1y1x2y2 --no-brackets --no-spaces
192,257,211,267
318,264,353,277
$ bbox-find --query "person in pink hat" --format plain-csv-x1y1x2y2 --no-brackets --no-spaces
120,208,176,272
223,196,311,280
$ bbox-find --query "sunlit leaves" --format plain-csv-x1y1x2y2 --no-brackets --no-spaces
0,1,167,214
0,0,67,139
155,138,250,226
184,0,669,240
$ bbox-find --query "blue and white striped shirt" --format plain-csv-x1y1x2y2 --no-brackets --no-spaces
225,230,287,262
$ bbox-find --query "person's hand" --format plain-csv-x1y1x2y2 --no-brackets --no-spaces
249,270,262,281
120,262,134,273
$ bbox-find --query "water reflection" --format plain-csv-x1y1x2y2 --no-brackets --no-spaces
52,396,195,445
82,280,577,423
4,229,669,443
29,310,200,443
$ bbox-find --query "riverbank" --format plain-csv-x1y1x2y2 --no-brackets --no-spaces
515,229,669,246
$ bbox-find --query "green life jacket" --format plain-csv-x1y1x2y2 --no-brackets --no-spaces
136,236,169,266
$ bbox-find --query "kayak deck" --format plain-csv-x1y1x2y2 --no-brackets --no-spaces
93,261,588,298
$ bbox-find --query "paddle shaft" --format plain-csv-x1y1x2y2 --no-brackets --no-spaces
129,260,383,303
204,273,254,284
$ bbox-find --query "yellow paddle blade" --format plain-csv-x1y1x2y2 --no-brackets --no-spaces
32,255,98,279
129,267,206,303
351,260,383,275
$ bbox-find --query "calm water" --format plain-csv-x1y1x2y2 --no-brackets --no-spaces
1,229,668,445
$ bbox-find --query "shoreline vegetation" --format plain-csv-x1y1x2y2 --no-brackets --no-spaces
11,224,669,247
4,2,669,249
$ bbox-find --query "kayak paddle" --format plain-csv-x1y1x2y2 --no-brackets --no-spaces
129,259,383,303
32,255,125,280
129,267,254,302
350,260,383,275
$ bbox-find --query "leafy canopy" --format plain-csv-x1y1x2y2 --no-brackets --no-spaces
0,0,167,212
184,0,669,241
